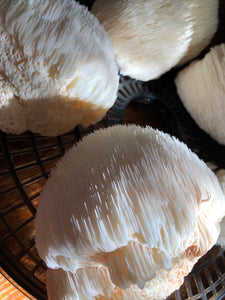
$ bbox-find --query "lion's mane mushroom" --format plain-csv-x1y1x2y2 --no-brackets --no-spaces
35,125,225,299
175,44,225,145
91,0,218,81
0,0,119,136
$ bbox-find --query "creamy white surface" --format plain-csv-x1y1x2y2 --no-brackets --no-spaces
92,0,218,81
35,125,225,299
175,44,225,145
0,0,119,136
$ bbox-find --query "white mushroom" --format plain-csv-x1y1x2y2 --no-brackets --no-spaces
175,44,225,145
35,125,225,299
0,0,119,136
91,0,218,81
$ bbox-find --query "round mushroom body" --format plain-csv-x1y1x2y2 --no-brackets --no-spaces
35,125,225,299
91,0,218,81
0,0,119,136
175,44,225,145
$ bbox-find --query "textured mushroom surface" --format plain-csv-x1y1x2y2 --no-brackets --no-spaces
0,0,119,136
175,44,225,145
91,0,218,81
35,125,225,299
46,261,196,300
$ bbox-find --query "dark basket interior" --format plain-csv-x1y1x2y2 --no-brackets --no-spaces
1,0,225,299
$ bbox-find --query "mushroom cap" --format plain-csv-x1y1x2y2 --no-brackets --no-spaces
0,0,119,136
35,125,225,299
91,0,218,81
175,43,225,145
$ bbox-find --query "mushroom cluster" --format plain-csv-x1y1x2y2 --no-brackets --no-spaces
0,0,224,299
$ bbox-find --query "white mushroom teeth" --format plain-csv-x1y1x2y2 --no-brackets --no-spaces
35,125,225,300
91,0,218,81
0,0,119,136
175,44,225,145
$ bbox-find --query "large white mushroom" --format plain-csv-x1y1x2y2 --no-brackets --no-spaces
35,125,225,299
175,43,225,145
0,0,119,136
91,0,218,81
